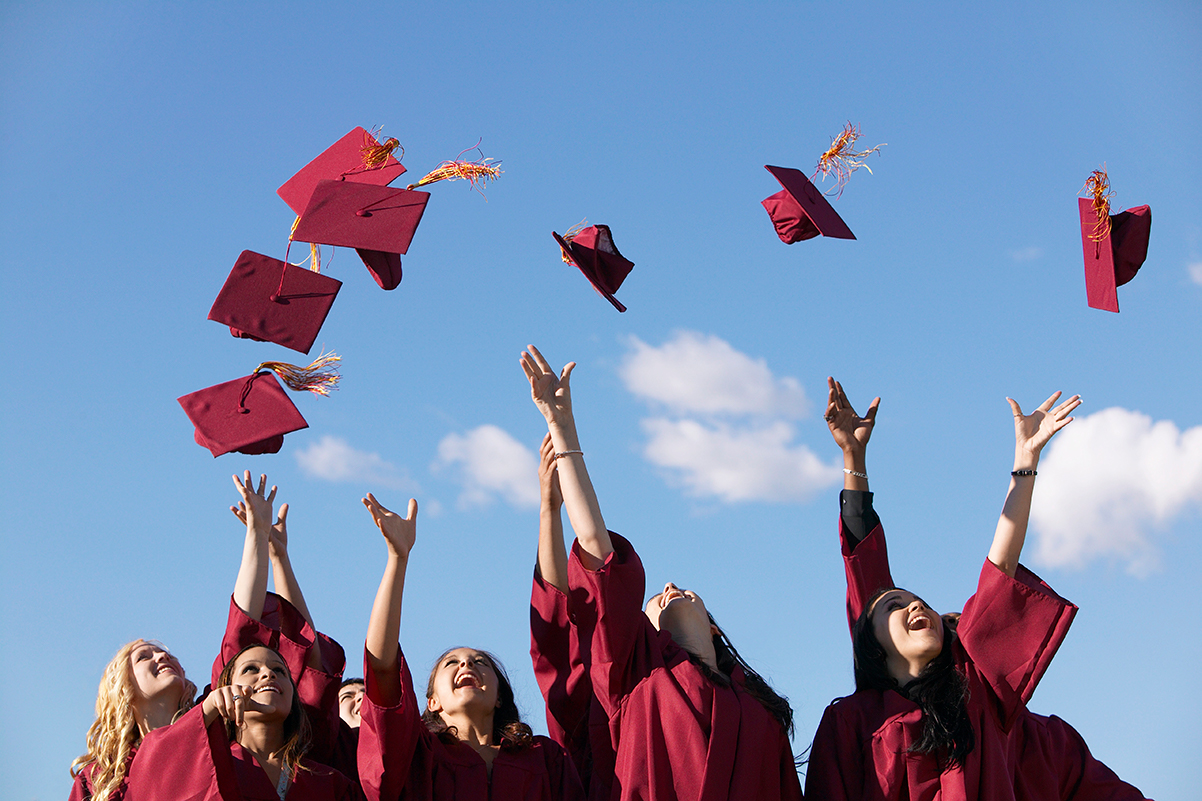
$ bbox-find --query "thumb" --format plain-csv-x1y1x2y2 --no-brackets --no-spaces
406,498,419,521
560,362,576,384
276,503,289,526
1006,397,1023,418
864,397,882,421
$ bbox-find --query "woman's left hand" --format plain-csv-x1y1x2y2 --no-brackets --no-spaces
231,501,289,558
1009,391,1081,460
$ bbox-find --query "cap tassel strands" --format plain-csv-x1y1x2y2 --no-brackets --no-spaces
406,139,501,196
1081,166,1115,243
812,122,885,199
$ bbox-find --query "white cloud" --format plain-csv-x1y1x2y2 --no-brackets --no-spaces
434,425,539,509
1031,407,1202,577
294,435,414,490
1010,246,1044,262
620,331,809,418
640,418,841,503
1188,261,1202,286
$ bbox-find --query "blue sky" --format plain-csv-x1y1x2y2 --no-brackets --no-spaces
2,2,1200,798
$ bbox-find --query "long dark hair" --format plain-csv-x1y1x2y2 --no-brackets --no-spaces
852,588,974,770
679,614,794,738
421,648,533,752
216,644,312,775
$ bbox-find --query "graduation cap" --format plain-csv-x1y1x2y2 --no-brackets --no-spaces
277,127,407,216
207,250,342,355
762,166,856,243
1078,169,1152,313
290,180,430,290
553,223,633,313
178,354,340,457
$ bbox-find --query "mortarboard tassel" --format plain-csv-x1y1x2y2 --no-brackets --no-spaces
812,122,885,199
558,219,589,265
360,127,404,170
406,140,502,195
254,351,342,396
1081,167,1115,243
285,216,323,274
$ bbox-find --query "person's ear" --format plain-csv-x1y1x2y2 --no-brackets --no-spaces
710,623,720,638
427,695,442,715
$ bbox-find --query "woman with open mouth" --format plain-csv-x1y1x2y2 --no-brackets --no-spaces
354,490,585,801
806,379,1149,800
519,345,802,801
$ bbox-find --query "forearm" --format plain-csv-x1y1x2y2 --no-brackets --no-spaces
365,554,406,703
546,415,611,568
271,553,323,670
988,449,1039,578
233,528,269,621
841,446,869,492
537,504,569,593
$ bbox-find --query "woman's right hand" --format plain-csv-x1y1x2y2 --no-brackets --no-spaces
825,377,880,455
232,471,277,539
521,344,576,426
362,494,418,561
203,683,253,727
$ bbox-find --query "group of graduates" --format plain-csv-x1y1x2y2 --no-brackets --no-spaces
71,346,1151,801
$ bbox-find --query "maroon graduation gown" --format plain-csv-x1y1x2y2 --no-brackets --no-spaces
357,647,585,801
807,558,1076,801
568,533,803,801
530,572,614,801
835,510,1150,800
70,758,130,801
125,704,359,801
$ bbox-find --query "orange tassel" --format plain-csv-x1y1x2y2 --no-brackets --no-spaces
406,141,501,195
812,122,885,198
361,127,403,169
1081,166,1115,243
255,351,341,396
559,219,588,264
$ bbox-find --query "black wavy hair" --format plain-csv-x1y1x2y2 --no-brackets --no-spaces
852,587,974,771
421,648,533,752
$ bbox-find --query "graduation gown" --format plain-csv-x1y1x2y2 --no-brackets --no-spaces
125,704,359,801
824,493,1148,800
357,647,585,801
530,571,614,801
568,533,802,801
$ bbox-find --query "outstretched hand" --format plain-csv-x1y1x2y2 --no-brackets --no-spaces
825,377,880,454
363,493,418,561
232,501,289,558
538,433,564,509
1008,391,1081,460
232,471,277,538
521,344,576,425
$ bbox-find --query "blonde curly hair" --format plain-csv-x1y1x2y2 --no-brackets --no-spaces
70,640,196,801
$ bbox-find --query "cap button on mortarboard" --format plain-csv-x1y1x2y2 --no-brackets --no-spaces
239,408,251,414
356,210,370,217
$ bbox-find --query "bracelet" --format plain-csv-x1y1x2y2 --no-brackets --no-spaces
843,468,868,479
554,450,584,460
1011,469,1037,477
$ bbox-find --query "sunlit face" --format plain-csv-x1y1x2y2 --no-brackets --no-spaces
644,582,714,635
338,682,365,728
869,589,944,677
228,646,294,721
427,648,500,721
129,641,185,704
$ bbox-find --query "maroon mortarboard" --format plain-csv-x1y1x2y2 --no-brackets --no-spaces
762,165,856,243
207,250,342,354
552,224,633,313
1078,193,1151,313
178,355,341,457
277,127,407,216
291,180,430,291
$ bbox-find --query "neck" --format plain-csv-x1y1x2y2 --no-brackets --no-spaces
887,655,930,688
672,629,719,671
441,709,496,749
134,691,182,736
236,718,287,763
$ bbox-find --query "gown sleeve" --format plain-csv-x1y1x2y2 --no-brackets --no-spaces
957,560,1078,725
840,489,895,635
124,704,241,801
210,592,315,689
299,630,348,765
530,570,591,756
566,531,662,720
803,700,863,801
356,647,424,801
68,765,94,801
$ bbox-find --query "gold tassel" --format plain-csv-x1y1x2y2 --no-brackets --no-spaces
406,141,501,195
559,219,588,264
812,122,886,198
1081,166,1114,243
287,216,322,273
361,127,403,169
255,351,341,396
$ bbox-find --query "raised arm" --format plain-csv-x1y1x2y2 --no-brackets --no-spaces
825,376,879,495
231,471,276,622
988,391,1080,577
521,345,610,569
537,432,570,593
362,493,418,706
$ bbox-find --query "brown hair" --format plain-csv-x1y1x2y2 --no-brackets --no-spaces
421,648,533,752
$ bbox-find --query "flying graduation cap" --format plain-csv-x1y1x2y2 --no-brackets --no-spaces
553,223,634,312
762,123,884,244
1078,167,1151,313
178,354,340,457
207,250,342,354
277,127,407,216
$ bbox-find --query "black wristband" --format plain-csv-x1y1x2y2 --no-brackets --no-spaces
1011,469,1037,477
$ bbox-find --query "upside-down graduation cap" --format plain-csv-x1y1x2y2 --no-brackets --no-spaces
1078,199,1152,313
207,251,342,354
552,224,633,313
762,165,856,243
277,127,407,216
290,180,430,290
178,355,340,457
